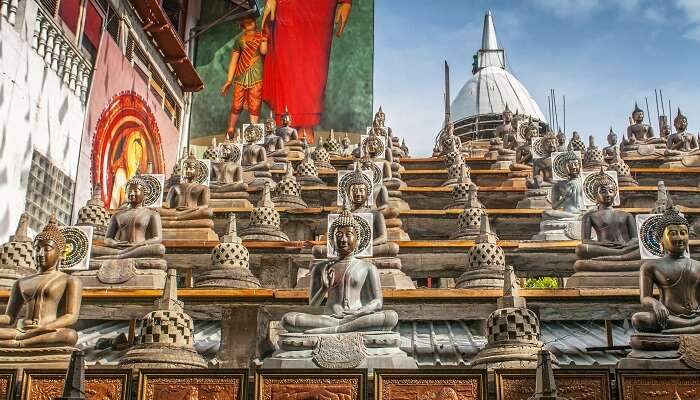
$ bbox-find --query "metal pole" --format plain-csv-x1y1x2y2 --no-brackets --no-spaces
655,89,661,132
563,95,566,135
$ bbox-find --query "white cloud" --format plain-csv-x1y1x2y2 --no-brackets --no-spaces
529,0,602,18
677,0,700,42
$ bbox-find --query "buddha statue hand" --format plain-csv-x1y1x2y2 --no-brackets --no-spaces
103,238,129,247
652,300,670,330
323,266,335,289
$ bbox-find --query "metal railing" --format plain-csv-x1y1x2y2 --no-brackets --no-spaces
32,4,92,103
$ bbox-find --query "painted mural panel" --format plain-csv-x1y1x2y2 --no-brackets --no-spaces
73,35,181,215
190,0,374,142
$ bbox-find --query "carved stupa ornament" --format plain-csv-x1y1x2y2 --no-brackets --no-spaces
567,131,586,152
202,137,219,161
119,268,207,369
76,186,110,239
608,146,637,186
295,146,325,186
323,130,342,156
582,135,607,171
195,214,261,288
272,163,308,209
0,213,36,288
444,164,475,209
311,140,335,172
239,182,289,242
456,216,507,289
450,184,486,240
469,265,546,369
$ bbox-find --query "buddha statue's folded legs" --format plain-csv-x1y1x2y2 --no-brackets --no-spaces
281,310,399,334
0,327,78,348
92,243,166,260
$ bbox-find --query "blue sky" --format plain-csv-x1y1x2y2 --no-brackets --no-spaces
373,0,700,156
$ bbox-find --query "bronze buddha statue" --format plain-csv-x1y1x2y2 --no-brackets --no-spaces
210,140,252,208
241,124,274,188
275,107,305,159
602,127,618,160
495,104,515,139
263,111,289,162
0,216,81,350
662,109,700,167
621,103,665,156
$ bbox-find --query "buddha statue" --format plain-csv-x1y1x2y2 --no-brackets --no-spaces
532,152,584,241
608,146,638,186
75,186,110,241
308,162,413,289
76,173,167,289
275,107,305,159
272,162,307,209
341,133,352,156
119,268,207,369
556,129,566,152
602,127,618,160
241,123,274,188
295,145,326,187
508,121,538,172
160,154,217,241
517,133,558,209
567,169,642,288
620,207,700,369
470,265,543,369
266,206,415,370
239,182,289,241
164,147,189,193
567,131,586,152
263,111,289,164
0,216,81,364
456,216,507,289
495,104,515,139
195,214,261,288
210,140,252,208
400,139,410,158
582,135,607,171
0,213,36,288
450,184,486,240
662,109,700,167
621,103,666,156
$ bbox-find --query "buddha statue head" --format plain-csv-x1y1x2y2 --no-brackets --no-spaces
542,133,558,156
632,102,645,123
243,124,264,145
126,173,147,208
34,215,66,271
674,108,688,133
607,127,617,146
556,129,565,146
657,206,689,258
264,111,276,134
329,205,362,257
341,162,373,209
281,106,292,127
502,104,513,123
562,152,581,179
523,119,539,141
364,128,385,158
220,140,241,164
592,168,617,207
181,153,200,184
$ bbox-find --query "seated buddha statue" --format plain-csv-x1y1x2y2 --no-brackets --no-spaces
662,109,700,166
284,206,398,334
556,129,567,151
275,108,305,159
160,154,217,240
621,103,665,156
509,121,538,171
241,123,274,188
567,169,641,288
495,104,515,139
602,127,618,160
211,140,248,194
0,216,81,351
532,152,584,240
263,112,289,162
619,207,700,365
341,133,352,156
79,173,167,288
526,133,558,189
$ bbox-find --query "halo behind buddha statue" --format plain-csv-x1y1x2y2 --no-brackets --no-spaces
456,216,507,289
239,183,289,242
272,163,307,209
195,214,261,288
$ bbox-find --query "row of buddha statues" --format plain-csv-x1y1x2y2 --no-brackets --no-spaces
2,199,699,370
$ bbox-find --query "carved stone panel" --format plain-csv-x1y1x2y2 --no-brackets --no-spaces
495,369,611,400
138,369,247,400
21,370,130,400
617,370,700,400
255,370,366,400
374,370,487,400
0,370,15,400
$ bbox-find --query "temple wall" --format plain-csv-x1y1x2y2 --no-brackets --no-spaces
0,1,86,241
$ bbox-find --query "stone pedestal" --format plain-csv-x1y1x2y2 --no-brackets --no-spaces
162,227,219,241
501,170,530,189
618,333,692,369
0,347,76,369
516,189,551,209
263,331,416,371
456,267,505,289
566,269,641,288
210,192,253,209
74,259,167,289
119,344,207,369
